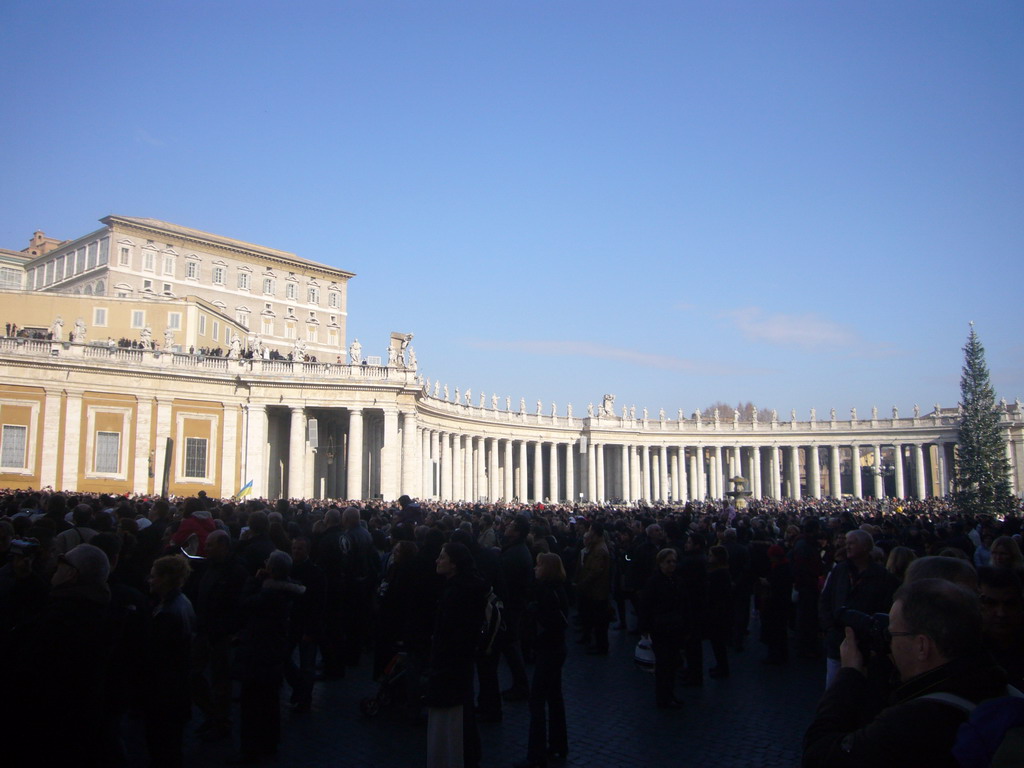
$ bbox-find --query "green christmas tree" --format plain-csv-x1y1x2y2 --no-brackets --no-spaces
953,324,1013,515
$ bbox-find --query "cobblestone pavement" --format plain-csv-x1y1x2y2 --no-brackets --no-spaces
172,616,823,768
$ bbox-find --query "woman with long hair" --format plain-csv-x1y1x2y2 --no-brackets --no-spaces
639,548,686,709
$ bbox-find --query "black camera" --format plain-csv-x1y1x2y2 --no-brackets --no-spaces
840,609,890,654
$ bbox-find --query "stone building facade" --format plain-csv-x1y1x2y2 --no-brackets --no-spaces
0,217,1021,502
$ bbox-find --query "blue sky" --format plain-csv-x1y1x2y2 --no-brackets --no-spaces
2,1,1021,419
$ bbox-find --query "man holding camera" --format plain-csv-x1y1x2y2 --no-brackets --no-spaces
803,578,1010,767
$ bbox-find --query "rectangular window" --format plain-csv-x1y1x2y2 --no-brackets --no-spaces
143,251,155,272
307,326,317,342
263,277,275,295
199,315,207,336
163,283,172,294
94,308,108,327
329,329,339,346
94,431,120,474
328,292,340,308
131,310,145,328
98,238,109,265
119,246,130,266
163,256,174,276
184,437,207,478
87,242,98,270
261,317,273,335
186,261,198,280
0,425,27,468
284,322,295,339
238,272,250,290
167,312,181,330
212,320,220,341
212,266,226,285
0,267,21,289
55,256,65,282
44,261,54,285
285,282,297,300
307,287,319,304
142,279,153,291
237,312,249,329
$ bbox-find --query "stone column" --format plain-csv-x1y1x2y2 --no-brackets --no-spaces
788,445,801,500
641,445,651,500
650,451,660,501
288,406,306,499
893,443,905,498
503,439,514,501
830,445,842,498
565,442,576,501
678,447,690,502
695,448,706,500
770,445,782,500
348,409,365,501
379,409,399,501
438,432,451,501
549,442,559,502
712,445,723,499
936,443,948,497
517,440,529,501
401,411,419,498
658,446,669,502
913,443,926,499
750,446,761,499
851,445,862,498
488,438,499,501
808,445,821,499
587,442,597,501
450,434,461,501
595,443,605,503
873,444,884,499
731,446,742,488
40,389,62,490
467,436,477,501
244,402,267,499
530,441,543,502
473,438,485,505
620,444,630,503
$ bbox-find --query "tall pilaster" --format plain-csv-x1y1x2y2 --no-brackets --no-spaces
152,396,173,495
347,408,365,500
40,389,62,490
222,404,239,498
134,396,154,495
244,402,267,498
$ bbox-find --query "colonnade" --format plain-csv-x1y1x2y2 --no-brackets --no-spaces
246,402,966,503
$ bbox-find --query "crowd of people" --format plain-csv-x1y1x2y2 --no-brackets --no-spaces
0,488,1022,767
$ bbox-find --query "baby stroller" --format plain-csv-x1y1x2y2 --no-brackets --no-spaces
360,647,415,717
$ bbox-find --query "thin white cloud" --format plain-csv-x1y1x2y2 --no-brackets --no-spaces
134,128,166,148
722,306,858,349
467,339,767,376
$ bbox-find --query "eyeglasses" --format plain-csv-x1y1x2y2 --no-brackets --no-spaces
883,628,914,644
